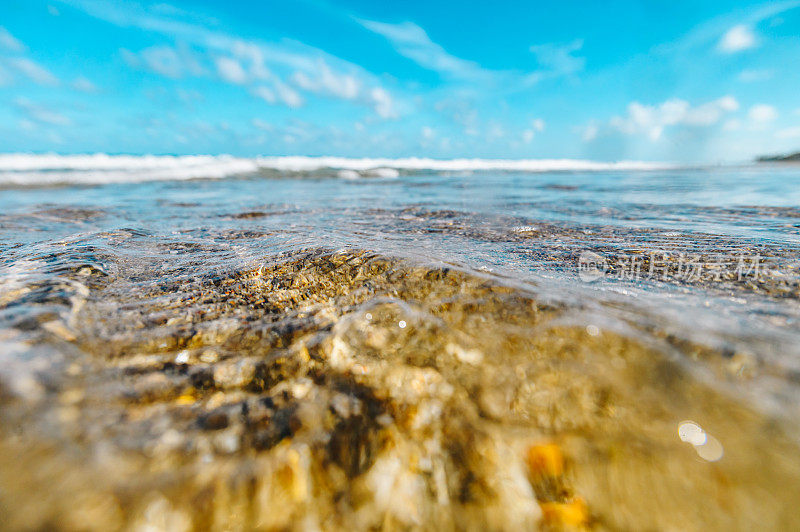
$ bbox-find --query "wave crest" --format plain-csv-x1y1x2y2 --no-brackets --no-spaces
0,153,672,186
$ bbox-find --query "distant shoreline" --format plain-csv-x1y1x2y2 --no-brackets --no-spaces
757,152,800,163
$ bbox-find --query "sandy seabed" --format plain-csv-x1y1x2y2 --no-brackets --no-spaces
1,247,799,531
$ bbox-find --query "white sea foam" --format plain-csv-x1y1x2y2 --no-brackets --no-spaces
0,154,260,186
0,153,673,186
253,156,670,173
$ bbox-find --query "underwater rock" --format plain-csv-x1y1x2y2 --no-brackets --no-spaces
0,249,799,531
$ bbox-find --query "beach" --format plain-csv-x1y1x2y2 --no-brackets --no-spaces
2,160,800,529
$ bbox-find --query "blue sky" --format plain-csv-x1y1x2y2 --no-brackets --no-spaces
1,0,800,162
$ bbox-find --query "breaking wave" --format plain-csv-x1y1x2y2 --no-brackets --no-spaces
0,153,674,186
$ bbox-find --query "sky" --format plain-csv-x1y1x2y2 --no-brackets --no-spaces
1,0,800,162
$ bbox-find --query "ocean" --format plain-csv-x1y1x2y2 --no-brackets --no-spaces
2,155,800,529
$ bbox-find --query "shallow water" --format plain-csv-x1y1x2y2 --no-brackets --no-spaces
2,164,800,530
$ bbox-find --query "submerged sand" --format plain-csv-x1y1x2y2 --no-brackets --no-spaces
1,248,799,530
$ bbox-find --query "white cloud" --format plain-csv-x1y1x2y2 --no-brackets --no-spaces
776,127,800,139
252,86,276,104
15,97,71,126
292,61,360,100
8,57,58,85
0,63,12,86
723,118,742,131
653,3,783,59
368,87,396,118
251,118,272,131
748,104,778,123
528,40,584,79
252,81,303,108
738,69,772,82
289,58,398,117
274,80,303,108
290,71,313,90
122,45,205,79
718,24,757,53
0,26,25,52
522,119,545,143
71,76,98,92
435,98,478,131
487,123,505,140
357,19,488,81
228,41,271,80
611,101,681,140
176,88,203,104
140,47,185,78
215,56,247,83
359,18,584,90
581,123,599,142
685,95,739,125
78,2,396,117
610,96,738,140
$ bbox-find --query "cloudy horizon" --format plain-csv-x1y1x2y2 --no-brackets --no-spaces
1,0,800,163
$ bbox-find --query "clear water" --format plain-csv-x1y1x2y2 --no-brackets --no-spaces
3,166,800,402
3,164,800,529
3,166,800,411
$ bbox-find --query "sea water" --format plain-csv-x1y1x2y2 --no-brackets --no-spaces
2,157,800,529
